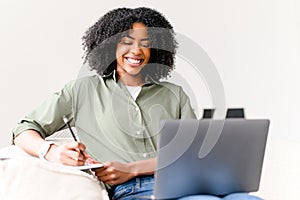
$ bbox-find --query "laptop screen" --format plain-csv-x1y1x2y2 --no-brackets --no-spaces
154,119,269,199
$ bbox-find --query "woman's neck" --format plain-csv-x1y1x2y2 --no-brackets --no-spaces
117,74,143,86
116,69,144,86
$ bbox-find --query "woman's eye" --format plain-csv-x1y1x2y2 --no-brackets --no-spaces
122,41,132,45
141,43,150,48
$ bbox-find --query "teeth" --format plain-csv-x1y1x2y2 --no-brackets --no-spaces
127,58,142,64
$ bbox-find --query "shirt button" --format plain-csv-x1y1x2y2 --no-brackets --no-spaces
135,107,139,111
142,153,147,158
136,131,141,135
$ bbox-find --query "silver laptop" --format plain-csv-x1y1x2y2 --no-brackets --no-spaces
152,119,270,199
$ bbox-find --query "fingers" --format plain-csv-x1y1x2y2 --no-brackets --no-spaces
100,174,118,185
93,162,130,185
85,157,96,165
93,162,109,177
65,142,86,152
94,166,119,185
66,149,85,163
54,142,91,166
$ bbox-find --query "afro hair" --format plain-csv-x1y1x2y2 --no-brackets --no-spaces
82,7,177,81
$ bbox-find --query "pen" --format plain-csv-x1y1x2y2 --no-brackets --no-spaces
62,115,85,158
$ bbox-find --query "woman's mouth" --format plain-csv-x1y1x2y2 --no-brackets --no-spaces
125,57,144,66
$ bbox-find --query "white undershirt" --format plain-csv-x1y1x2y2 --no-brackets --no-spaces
126,86,142,101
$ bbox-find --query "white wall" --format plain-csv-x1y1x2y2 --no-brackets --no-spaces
0,0,299,148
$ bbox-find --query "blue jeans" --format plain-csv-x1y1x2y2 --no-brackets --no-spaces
113,175,154,199
112,176,263,200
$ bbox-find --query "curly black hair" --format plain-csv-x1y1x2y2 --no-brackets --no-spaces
82,7,177,81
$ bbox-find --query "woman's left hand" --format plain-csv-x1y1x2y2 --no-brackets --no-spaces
93,161,136,185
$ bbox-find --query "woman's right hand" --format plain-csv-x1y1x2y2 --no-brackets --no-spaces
45,142,92,166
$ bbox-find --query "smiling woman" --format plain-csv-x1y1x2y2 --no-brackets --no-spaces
116,22,151,86
11,7,193,200
10,6,262,200
82,7,177,82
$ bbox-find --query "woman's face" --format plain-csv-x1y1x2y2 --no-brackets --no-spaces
116,22,151,81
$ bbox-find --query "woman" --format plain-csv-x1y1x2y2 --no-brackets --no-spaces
13,7,262,200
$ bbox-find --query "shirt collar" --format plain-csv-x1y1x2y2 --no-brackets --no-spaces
101,70,159,86
143,75,158,86
102,70,117,81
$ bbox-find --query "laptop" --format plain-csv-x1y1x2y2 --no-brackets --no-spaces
152,119,270,199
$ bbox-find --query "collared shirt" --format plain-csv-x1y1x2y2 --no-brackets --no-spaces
12,73,196,163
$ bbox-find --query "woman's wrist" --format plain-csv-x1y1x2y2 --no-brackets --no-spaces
128,162,139,178
127,158,156,178
44,144,58,162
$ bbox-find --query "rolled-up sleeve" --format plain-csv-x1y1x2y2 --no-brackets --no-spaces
12,81,75,140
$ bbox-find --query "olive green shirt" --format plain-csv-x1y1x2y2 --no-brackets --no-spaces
12,73,196,163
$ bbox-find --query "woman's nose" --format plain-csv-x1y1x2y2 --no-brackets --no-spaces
129,42,141,54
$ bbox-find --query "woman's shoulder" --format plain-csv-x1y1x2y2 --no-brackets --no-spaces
158,81,183,92
73,75,100,84
64,75,102,91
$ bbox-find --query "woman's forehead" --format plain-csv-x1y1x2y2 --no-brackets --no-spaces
127,22,149,37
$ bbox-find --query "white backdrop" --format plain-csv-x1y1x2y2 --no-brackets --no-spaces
0,0,299,148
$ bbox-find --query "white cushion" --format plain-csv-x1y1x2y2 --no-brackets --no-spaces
0,156,109,200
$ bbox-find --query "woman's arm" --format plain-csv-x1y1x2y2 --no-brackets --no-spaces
14,130,47,157
129,157,157,177
93,158,157,185
14,130,90,166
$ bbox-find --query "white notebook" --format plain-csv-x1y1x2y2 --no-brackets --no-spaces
65,163,103,170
